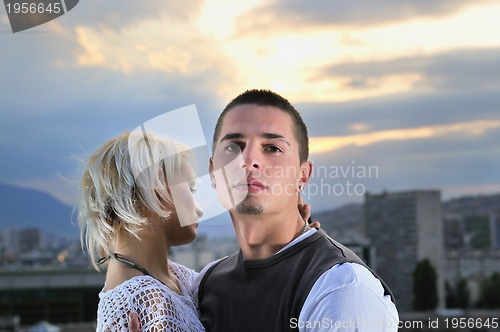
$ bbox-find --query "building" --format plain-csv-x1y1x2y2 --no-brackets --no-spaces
0,268,104,326
445,248,500,304
439,211,500,306
365,190,445,312
490,212,500,249
0,229,20,264
18,228,40,253
443,213,465,250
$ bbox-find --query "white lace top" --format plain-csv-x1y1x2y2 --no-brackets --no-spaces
97,261,205,332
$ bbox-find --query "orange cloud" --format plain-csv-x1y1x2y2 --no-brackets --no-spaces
75,27,106,66
310,120,500,154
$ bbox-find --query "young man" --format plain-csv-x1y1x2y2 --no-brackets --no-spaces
130,90,398,331
196,90,398,331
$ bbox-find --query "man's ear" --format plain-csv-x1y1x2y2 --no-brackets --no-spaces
209,157,216,187
299,160,313,189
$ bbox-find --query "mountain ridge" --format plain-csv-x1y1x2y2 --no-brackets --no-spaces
0,183,236,240
0,183,78,239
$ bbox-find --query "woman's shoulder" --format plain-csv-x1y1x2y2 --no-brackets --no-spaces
99,275,161,299
97,275,204,331
97,276,162,331
100,275,184,312
169,260,199,283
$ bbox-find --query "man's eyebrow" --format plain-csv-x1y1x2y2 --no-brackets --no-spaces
219,133,244,142
219,132,291,147
261,132,290,146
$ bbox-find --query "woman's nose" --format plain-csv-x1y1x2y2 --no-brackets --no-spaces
195,200,204,219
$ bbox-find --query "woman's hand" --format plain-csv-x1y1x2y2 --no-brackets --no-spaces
128,313,141,332
298,195,320,229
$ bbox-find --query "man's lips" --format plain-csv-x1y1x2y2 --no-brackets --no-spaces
234,179,267,192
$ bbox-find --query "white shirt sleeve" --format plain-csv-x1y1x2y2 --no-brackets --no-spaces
297,263,399,331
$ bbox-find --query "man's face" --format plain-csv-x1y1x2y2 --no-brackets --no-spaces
210,104,309,216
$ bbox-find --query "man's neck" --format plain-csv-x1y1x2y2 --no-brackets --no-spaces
231,210,306,260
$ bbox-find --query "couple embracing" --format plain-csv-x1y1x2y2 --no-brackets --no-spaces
79,89,398,331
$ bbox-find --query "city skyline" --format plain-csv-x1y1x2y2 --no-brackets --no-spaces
1,182,499,244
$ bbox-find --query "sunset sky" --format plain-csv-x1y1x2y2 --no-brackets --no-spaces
1,0,499,215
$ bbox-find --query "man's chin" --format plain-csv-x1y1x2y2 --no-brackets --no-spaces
236,202,263,215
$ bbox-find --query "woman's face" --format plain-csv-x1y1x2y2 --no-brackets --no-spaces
165,162,203,246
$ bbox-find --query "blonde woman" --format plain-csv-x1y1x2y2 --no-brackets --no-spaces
78,131,205,331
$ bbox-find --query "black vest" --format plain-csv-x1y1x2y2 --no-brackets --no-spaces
198,229,394,332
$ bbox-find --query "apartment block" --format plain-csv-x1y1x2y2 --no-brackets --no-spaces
365,190,445,312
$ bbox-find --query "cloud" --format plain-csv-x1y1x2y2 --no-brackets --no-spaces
0,1,235,99
0,2,236,205
223,5,500,104
75,27,106,66
316,47,500,93
60,16,241,100
0,94,223,206
69,22,211,74
235,0,497,34
61,0,204,31
305,126,500,210
2,1,499,211
298,88,500,140
148,46,192,73
289,47,500,151
309,124,500,184
294,46,500,210
309,120,500,154
280,46,500,103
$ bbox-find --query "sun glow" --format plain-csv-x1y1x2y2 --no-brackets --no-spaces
217,3,500,102
69,3,500,103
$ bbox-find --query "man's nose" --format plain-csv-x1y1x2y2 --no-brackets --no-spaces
241,144,261,170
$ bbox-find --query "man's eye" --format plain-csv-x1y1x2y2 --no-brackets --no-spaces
225,143,242,154
265,145,282,154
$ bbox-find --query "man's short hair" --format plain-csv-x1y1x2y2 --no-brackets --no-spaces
212,89,309,163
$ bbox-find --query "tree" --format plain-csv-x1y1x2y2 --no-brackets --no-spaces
413,259,438,310
455,278,470,308
446,279,470,308
477,273,500,308
446,281,457,308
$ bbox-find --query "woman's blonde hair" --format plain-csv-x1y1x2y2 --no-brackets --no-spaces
78,131,190,270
